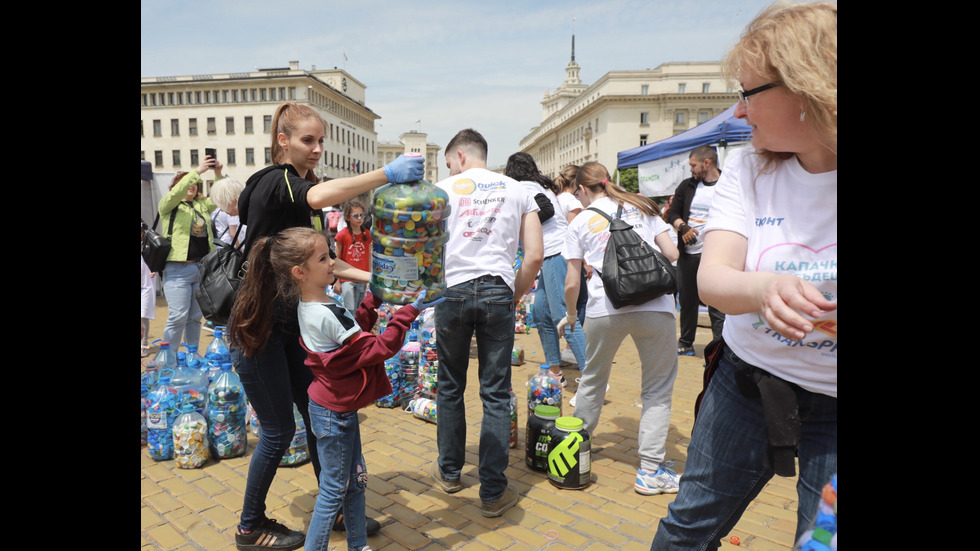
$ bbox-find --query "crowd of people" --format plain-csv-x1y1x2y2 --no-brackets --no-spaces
144,2,835,550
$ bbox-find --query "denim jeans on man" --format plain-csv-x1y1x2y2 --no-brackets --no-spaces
162,261,203,348
533,254,587,367
434,275,515,503
236,328,321,531
650,345,837,549
304,400,368,551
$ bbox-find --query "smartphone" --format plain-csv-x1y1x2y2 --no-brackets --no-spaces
205,148,217,163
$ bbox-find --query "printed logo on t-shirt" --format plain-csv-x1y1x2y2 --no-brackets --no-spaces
751,242,837,354
452,179,476,195
587,214,609,234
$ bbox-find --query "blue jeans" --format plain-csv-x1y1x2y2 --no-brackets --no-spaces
162,261,203,348
434,275,514,503
650,345,837,549
304,400,368,551
236,328,320,532
341,281,367,314
533,254,587,367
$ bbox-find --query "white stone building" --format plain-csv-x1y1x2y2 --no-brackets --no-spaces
141,61,380,188
520,39,740,177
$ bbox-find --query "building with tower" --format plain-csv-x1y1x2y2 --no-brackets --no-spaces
520,38,739,178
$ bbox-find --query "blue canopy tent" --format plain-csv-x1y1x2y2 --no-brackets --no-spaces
617,103,753,197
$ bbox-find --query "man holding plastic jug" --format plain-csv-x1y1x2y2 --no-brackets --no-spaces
429,129,543,518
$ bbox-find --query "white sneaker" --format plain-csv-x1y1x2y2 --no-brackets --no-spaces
635,464,681,495
561,346,577,365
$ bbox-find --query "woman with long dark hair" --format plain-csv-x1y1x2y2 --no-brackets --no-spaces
505,152,587,381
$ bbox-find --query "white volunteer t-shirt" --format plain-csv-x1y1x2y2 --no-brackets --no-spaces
437,168,539,290
298,298,361,353
705,147,837,397
556,191,583,220
521,181,566,257
563,196,674,319
684,182,717,255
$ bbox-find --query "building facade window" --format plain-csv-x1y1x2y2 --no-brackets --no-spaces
226,148,236,165
244,116,253,133
675,111,686,124
702,83,710,93
173,150,181,166
226,117,235,134
246,148,255,165
263,115,272,132
171,119,180,136
189,118,198,135
678,83,687,93
191,149,199,166
640,134,648,146
207,117,216,135
641,84,649,95
264,147,272,164
640,112,649,125
153,120,162,137
155,150,163,167
698,111,711,124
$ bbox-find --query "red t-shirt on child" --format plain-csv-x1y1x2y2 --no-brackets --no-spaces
335,227,371,277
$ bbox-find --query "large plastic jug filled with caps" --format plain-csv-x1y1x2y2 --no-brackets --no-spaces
205,327,232,364
146,369,179,460
527,365,563,416
145,340,177,388
207,363,248,459
171,362,209,416
173,402,209,469
370,157,451,304
280,405,310,467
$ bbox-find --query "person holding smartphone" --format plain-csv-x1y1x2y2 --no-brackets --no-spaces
157,153,223,350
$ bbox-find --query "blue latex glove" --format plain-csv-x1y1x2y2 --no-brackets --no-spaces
383,154,425,183
410,289,446,311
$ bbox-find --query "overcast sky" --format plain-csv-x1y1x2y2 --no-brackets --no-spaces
141,0,777,172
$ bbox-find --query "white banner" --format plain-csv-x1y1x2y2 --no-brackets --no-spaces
637,152,689,197
637,143,749,198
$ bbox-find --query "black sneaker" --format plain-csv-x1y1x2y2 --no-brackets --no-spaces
331,512,381,536
677,345,695,356
235,518,305,550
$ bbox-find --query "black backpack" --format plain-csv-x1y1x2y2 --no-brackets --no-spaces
588,205,677,309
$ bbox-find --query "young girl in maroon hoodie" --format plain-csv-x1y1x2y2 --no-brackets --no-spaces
234,226,439,551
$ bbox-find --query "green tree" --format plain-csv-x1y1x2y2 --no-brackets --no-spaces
614,168,638,193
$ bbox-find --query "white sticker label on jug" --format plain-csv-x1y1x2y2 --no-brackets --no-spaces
373,253,421,281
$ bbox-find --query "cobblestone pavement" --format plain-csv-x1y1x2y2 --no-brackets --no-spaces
142,298,799,550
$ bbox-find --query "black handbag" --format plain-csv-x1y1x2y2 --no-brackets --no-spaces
142,211,176,273
195,226,245,326
588,205,677,309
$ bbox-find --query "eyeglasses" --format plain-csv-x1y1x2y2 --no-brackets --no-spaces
737,82,778,106
350,213,365,219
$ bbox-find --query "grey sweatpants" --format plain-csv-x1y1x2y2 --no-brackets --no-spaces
573,311,678,472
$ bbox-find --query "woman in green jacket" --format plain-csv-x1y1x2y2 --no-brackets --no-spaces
157,155,223,349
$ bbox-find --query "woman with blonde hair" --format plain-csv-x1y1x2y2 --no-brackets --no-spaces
558,161,680,497
651,2,837,548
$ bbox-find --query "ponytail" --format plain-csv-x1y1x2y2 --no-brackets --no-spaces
575,161,660,217
228,237,278,357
